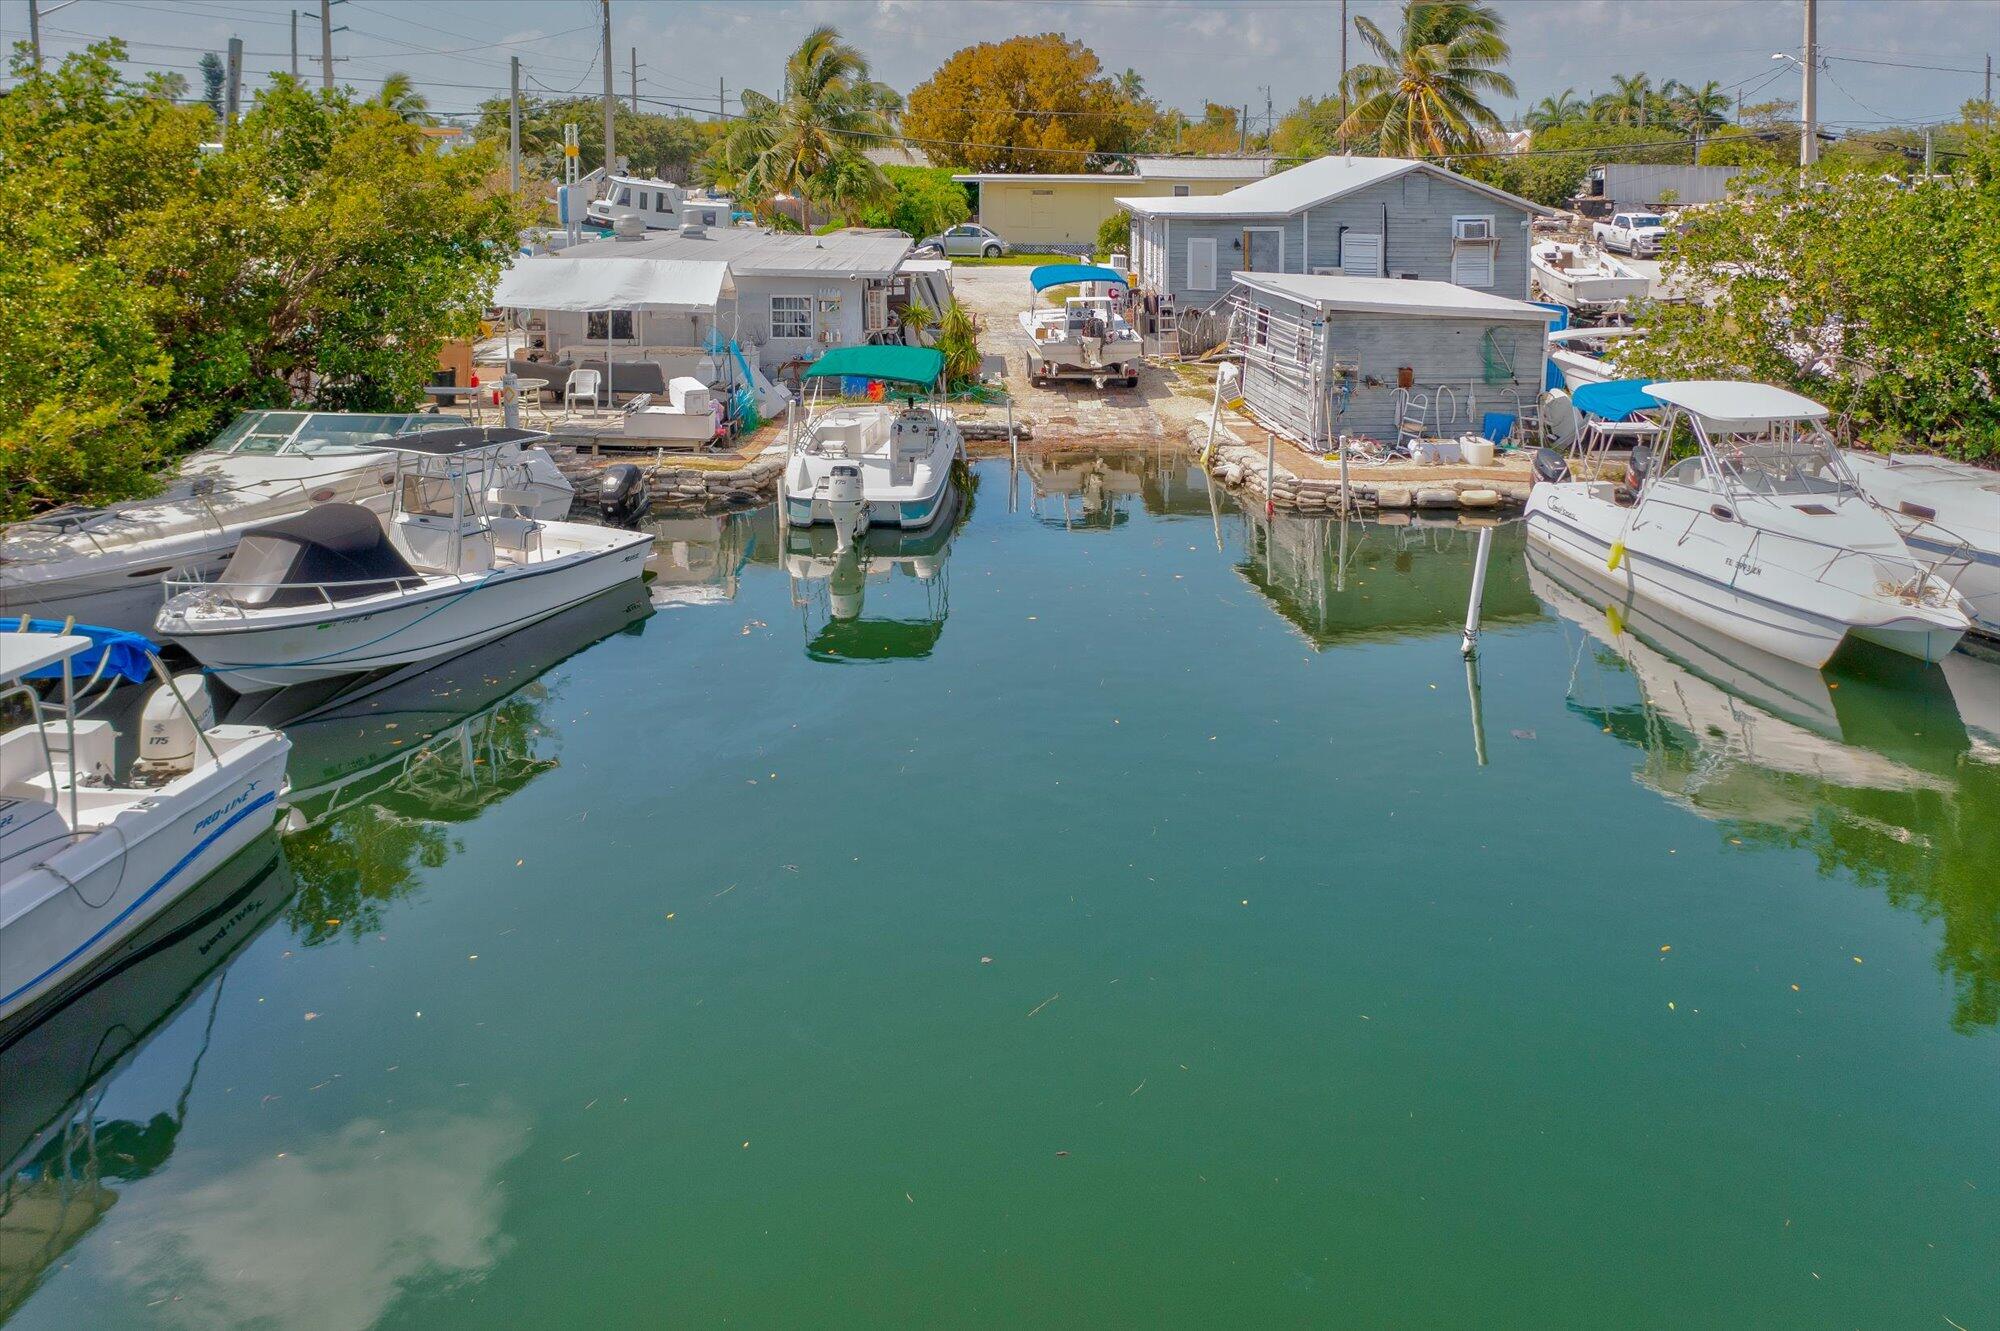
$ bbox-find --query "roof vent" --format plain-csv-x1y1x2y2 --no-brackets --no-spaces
612,214,646,241
679,220,706,238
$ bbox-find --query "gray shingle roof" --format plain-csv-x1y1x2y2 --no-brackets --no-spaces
563,226,911,278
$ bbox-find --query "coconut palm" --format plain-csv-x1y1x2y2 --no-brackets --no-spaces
1670,79,1732,133
372,72,435,125
725,26,899,229
1336,1,1517,158
1602,72,1652,127
1525,88,1586,132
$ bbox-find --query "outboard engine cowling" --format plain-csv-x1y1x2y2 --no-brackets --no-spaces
1533,447,1572,484
598,464,650,525
825,464,866,552
133,672,216,783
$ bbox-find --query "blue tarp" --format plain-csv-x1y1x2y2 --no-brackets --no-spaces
8,619,158,683
1572,378,1658,423
1029,264,1126,292
1535,302,1570,392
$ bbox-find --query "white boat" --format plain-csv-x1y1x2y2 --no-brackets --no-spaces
1531,240,1650,313
585,174,732,231
780,347,962,544
1842,450,2000,640
1545,324,1646,390
1018,263,1142,387
1524,380,1971,668
1,411,572,635
0,626,290,1030
155,427,653,691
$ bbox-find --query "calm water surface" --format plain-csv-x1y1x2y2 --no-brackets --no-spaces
5,453,1997,1328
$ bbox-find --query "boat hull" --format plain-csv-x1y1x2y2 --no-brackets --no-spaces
784,483,954,531
0,733,290,1030
161,536,653,691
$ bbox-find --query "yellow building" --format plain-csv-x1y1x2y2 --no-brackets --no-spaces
953,156,1276,250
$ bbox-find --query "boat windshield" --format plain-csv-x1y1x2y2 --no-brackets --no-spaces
205,411,439,456
1704,426,1855,497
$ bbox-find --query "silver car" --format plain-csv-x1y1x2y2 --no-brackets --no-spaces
921,224,1009,258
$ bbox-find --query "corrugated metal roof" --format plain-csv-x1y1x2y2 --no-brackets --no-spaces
1233,271,1550,321
951,172,1137,184
562,227,910,278
1133,155,1276,180
1120,155,1552,218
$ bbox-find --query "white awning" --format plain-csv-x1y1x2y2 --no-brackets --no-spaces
492,256,734,313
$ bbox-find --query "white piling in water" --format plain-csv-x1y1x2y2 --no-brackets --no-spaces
1265,433,1275,518
1461,524,1495,657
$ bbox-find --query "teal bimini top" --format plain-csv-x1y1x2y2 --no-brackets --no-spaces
1029,264,1126,292
802,345,946,387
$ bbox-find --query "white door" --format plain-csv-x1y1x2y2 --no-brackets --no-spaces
1188,236,1217,292
1341,233,1382,277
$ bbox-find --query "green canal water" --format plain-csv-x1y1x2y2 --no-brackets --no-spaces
5,453,1998,1328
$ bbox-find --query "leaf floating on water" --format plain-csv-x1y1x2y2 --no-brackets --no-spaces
1660,945,1672,954
980,956,993,964
304,1012,318,1021
1667,1002,1676,1011
1510,729,1537,740
1055,1150,1070,1158
1026,993,1060,1018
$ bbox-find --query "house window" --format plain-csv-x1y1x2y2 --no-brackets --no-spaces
1451,216,1497,288
1340,233,1383,277
586,310,635,340
1251,305,1271,347
1172,185,1191,197
771,295,812,340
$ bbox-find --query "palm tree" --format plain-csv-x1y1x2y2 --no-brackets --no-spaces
1671,79,1732,133
725,26,898,230
1336,1,1517,158
1604,72,1652,127
1525,88,1585,132
372,72,435,125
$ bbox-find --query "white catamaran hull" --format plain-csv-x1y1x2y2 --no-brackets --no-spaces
0,731,290,1029
161,537,652,691
1844,450,2000,640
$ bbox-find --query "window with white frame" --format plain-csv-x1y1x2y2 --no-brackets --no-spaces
1451,215,1497,287
771,295,812,340
1172,184,1191,197
586,310,635,340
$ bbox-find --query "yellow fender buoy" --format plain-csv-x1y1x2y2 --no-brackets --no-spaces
1607,540,1626,572
1605,603,1626,636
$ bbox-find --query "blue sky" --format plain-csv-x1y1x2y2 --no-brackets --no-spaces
10,0,1995,133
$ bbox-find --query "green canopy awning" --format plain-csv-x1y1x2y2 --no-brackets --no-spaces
802,345,945,388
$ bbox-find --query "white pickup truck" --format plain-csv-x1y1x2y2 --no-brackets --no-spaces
1592,211,1669,257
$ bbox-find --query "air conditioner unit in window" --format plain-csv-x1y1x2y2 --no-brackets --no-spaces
1453,218,1493,242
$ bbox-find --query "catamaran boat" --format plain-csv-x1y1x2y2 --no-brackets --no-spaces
1,623,290,1030
1545,324,1646,390
1524,380,1971,668
1842,450,2000,640
1,411,573,635
154,427,653,691
1531,240,1649,314
585,174,733,231
780,346,963,546
1019,263,1141,388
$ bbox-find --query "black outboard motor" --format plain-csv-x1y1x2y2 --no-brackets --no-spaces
598,464,650,525
1533,447,1571,484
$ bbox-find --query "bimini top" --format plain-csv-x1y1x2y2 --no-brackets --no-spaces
802,345,945,388
1,630,93,684
1029,263,1126,292
219,503,420,609
1571,378,1658,423
382,427,548,457
1644,381,1830,432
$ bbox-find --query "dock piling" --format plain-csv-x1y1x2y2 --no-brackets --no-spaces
1461,523,1494,657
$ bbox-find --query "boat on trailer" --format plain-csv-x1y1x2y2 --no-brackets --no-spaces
1841,450,2000,641
1,411,572,636
1,623,290,1033
1524,380,1970,668
780,345,963,546
155,427,652,692
1018,264,1141,388
1545,324,1646,390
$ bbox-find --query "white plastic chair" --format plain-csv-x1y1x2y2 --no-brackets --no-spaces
564,368,601,415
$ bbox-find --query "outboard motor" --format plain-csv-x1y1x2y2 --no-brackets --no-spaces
598,464,650,525
825,463,866,553
132,672,216,784
1533,447,1572,484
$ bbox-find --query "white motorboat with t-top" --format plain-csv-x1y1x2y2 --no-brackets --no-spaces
1842,450,2000,641
2,411,572,635
155,427,653,691
1,623,289,1031
1545,324,1645,390
1525,380,1970,667
1531,240,1649,314
1018,263,1141,388
780,346,962,545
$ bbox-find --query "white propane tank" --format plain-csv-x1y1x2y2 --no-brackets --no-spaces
134,672,215,779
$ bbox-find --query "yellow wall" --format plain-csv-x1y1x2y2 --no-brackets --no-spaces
974,178,1244,248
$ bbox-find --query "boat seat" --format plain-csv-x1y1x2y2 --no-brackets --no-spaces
489,517,541,555
1533,447,1571,484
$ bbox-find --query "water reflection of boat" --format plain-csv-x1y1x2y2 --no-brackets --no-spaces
0,837,293,1317
642,510,768,608
1023,453,1139,530
1238,511,1541,648
785,489,960,663
1530,547,2000,1034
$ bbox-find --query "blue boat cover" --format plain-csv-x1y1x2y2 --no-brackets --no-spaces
8,618,158,683
1029,264,1127,292
1572,378,1658,423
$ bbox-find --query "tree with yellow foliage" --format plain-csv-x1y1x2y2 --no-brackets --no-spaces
904,35,1144,172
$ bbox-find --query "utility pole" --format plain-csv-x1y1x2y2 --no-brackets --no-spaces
718,77,726,123
28,0,85,70
510,55,522,197
600,0,617,173
629,47,640,113
320,0,334,92
1800,0,1818,167
1239,103,1248,154
225,36,243,129
1338,0,1350,152
290,10,299,77
1923,127,1933,176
